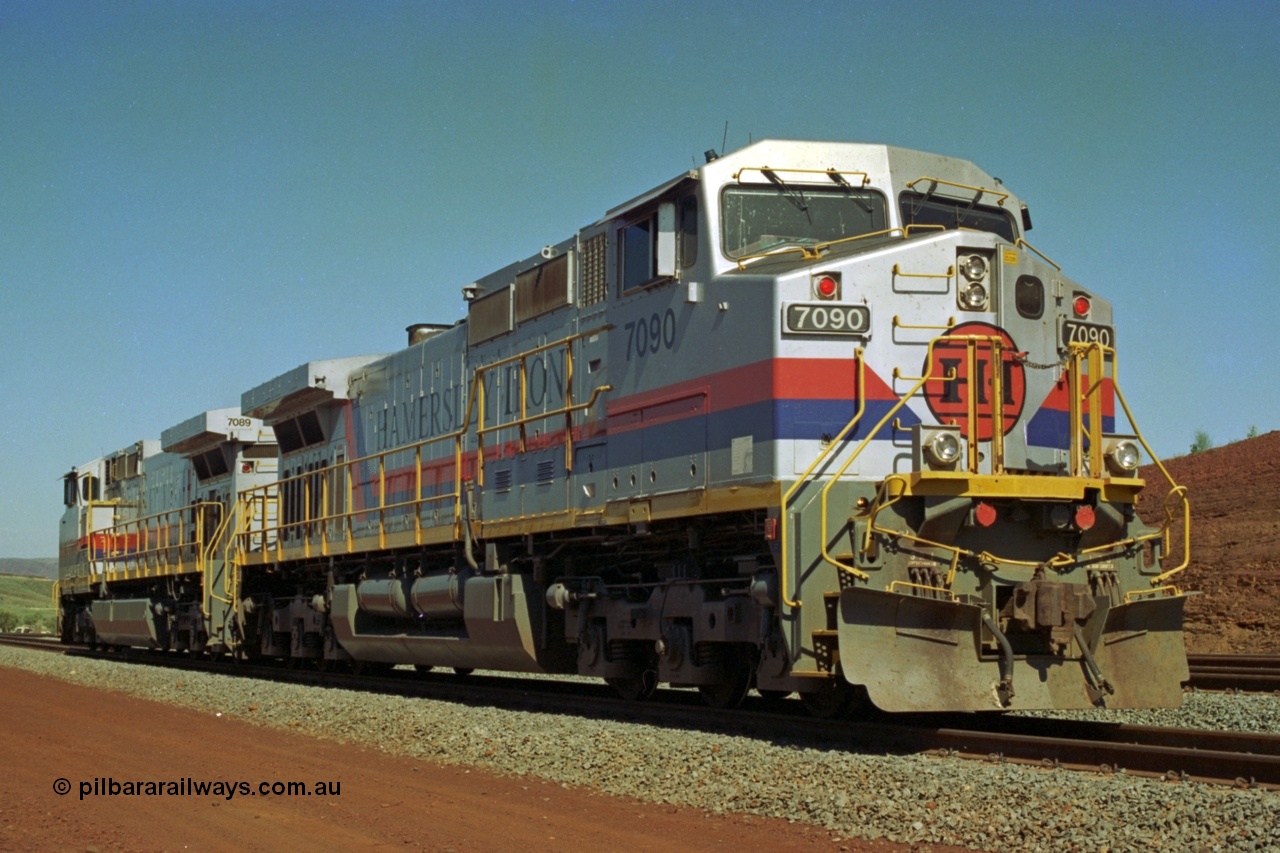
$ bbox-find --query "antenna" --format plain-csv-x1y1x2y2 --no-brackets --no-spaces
721,121,729,155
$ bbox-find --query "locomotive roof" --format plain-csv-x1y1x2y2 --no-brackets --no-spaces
606,139,1013,223
161,407,270,456
242,354,389,422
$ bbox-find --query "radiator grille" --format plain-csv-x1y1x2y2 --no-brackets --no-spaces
579,233,607,307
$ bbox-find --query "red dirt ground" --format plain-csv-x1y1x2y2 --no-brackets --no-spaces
1135,430,1280,653
0,666,978,853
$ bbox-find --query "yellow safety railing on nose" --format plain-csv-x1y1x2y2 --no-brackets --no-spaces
779,334,1192,609
858,340,1190,587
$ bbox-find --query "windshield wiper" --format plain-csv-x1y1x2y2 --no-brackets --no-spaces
907,179,937,217
761,168,812,222
827,170,874,214
954,189,985,228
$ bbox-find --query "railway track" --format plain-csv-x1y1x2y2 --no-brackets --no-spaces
1187,653,1280,692
4,634,1278,789
0,633,62,653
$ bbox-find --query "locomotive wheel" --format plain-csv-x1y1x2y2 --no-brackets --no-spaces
606,670,658,701
351,660,391,676
698,662,752,709
452,667,474,677
756,688,792,709
414,664,434,676
800,676,855,719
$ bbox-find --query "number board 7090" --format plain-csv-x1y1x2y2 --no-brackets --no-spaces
783,303,870,336
1061,320,1114,349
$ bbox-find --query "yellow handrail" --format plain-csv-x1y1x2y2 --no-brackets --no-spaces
233,326,612,562
778,349,866,609
893,314,956,332
901,342,1183,581
892,263,954,279
732,166,872,186
814,338,963,588
783,332,1191,606
905,176,1010,207
735,224,947,270
1013,238,1061,271
77,501,221,583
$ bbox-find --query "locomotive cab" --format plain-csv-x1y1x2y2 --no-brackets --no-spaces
690,143,1190,711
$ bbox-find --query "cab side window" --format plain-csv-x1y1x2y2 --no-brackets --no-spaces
679,194,698,269
620,216,657,291
618,193,697,293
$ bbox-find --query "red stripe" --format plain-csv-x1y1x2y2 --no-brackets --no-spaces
604,357,897,419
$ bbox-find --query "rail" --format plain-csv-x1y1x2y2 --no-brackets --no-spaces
26,636,1276,789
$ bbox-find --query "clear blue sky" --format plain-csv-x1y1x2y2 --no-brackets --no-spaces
2,1,1277,558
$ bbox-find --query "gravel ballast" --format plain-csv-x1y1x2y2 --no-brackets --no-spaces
4,646,1277,852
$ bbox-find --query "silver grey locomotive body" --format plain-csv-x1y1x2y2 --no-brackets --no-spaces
58,140,1191,713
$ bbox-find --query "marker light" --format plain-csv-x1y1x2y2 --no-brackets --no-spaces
1073,295,1091,317
814,274,839,300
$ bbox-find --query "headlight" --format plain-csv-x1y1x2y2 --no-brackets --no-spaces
961,255,987,281
1104,439,1140,474
926,431,962,466
960,282,988,310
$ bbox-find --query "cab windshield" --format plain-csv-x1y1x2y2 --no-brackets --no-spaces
899,191,1017,242
721,185,888,259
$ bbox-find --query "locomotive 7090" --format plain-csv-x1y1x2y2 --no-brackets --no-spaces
58,140,1192,714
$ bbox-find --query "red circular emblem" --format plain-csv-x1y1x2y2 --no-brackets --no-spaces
922,322,1026,441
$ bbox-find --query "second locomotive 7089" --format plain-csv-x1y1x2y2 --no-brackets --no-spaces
58,139,1192,714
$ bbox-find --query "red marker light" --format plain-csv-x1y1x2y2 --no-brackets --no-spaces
1074,505,1096,531
815,275,838,300
1073,296,1091,317
975,501,998,528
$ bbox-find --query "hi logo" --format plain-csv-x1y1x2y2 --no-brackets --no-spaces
922,322,1026,441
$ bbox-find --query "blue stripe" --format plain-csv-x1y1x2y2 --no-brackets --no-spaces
1026,408,1117,450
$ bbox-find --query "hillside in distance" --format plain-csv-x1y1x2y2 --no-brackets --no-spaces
0,558,57,580
1136,430,1280,654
